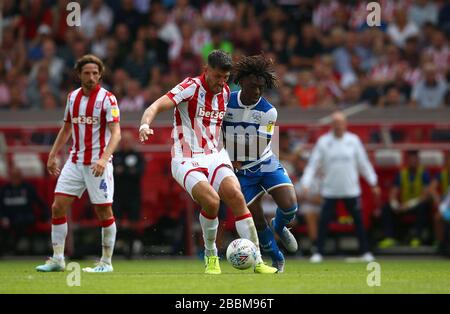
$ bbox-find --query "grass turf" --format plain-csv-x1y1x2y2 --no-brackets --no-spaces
1,258,449,294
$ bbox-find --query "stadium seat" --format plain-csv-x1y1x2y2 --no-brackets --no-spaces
12,152,44,177
374,149,402,167
419,150,444,167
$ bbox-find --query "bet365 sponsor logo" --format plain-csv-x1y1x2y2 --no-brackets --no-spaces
198,107,226,120
72,115,99,125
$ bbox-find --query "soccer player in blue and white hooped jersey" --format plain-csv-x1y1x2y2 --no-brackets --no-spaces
222,55,298,272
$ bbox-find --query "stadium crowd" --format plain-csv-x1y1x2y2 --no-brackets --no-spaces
0,0,449,112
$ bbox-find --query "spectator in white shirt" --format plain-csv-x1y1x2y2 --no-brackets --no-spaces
80,0,113,40
301,111,380,263
387,9,419,48
411,63,448,108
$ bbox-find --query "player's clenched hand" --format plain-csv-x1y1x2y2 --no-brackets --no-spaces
139,123,154,143
91,159,107,177
47,155,60,176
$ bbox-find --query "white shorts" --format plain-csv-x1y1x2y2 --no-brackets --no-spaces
171,149,235,200
55,160,114,205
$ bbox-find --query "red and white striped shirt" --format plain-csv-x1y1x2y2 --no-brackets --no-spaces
166,74,230,158
64,84,120,165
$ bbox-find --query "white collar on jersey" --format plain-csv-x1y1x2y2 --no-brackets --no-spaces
237,90,262,110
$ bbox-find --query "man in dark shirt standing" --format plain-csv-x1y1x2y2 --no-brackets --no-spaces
0,167,49,255
113,131,145,257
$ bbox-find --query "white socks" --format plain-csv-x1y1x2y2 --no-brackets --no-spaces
101,218,117,265
199,211,219,257
235,214,263,264
51,217,68,260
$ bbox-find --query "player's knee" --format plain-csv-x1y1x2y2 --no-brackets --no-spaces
223,185,245,204
202,193,221,214
51,201,66,218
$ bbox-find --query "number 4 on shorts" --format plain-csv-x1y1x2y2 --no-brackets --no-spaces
99,179,107,192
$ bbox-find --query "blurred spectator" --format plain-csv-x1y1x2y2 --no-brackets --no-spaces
1,0,21,29
80,0,113,40
312,0,340,34
201,27,233,63
29,39,65,86
290,23,323,69
202,0,236,32
378,150,434,248
145,23,170,71
171,42,203,79
51,0,71,45
91,24,110,59
18,0,53,41
120,79,145,112
113,131,145,258
0,26,26,75
0,168,49,254
377,84,408,107
410,63,448,108
113,0,144,36
152,7,182,61
424,30,450,74
408,0,438,28
123,40,154,86
387,9,419,48
26,63,59,109
232,23,262,57
294,71,318,108
169,0,199,25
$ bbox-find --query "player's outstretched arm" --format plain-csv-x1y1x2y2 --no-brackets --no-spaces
47,122,72,176
139,95,175,143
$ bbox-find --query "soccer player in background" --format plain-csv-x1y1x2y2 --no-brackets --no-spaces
36,54,121,273
301,111,379,263
139,50,277,274
222,54,298,272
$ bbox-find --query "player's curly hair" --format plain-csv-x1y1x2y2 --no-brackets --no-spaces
233,54,278,89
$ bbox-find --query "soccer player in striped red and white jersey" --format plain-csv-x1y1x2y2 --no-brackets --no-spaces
36,55,121,273
139,50,277,274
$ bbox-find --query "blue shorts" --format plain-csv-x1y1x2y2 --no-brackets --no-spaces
236,157,293,205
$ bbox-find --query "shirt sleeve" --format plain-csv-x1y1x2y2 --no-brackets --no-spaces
104,94,120,123
257,108,277,139
166,78,197,106
355,136,378,186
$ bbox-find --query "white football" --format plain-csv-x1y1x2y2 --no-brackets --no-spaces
226,238,257,270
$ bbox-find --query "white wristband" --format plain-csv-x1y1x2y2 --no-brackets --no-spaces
139,123,150,132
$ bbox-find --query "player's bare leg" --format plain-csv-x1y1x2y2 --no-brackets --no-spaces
36,195,75,272
192,181,221,274
268,185,298,253
82,205,116,273
219,176,277,273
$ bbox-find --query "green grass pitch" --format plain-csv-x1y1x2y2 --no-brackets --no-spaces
1,258,450,294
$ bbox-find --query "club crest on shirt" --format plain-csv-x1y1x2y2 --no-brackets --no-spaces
95,101,102,109
252,111,262,123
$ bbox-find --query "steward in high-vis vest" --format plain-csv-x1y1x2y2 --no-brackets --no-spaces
378,150,433,249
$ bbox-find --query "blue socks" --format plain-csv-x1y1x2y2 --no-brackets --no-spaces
258,226,284,262
273,205,298,234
